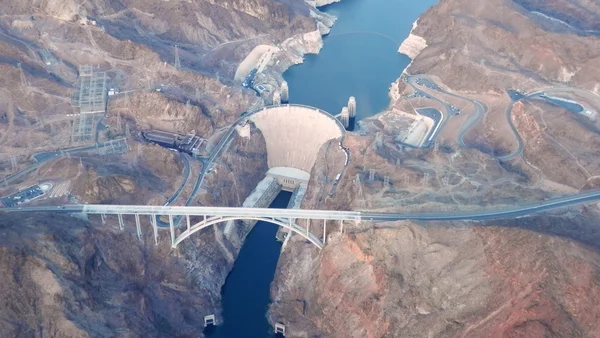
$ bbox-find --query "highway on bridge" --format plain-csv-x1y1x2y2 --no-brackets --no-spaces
4,188,600,223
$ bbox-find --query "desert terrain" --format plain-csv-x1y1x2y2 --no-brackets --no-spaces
270,0,600,337
0,0,599,337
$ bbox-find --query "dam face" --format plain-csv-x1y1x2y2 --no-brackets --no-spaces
249,104,345,175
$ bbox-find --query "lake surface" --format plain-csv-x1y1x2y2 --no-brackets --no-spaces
206,191,291,338
284,0,439,121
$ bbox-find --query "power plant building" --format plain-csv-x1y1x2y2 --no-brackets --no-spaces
142,130,204,155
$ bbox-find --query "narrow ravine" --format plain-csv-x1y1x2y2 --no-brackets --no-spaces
206,192,291,338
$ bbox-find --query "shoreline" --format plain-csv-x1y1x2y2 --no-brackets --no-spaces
234,4,337,108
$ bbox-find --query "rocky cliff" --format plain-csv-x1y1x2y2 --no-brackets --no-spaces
269,0,600,337
0,0,323,336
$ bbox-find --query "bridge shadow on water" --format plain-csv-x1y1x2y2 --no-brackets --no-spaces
205,191,291,338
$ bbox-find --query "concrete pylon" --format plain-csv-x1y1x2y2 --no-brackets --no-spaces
169,215,175,247
347,96,356,119
272,90,281,106
322,219,327,245
280,81,289,104
135,214,142,241
117,213,124,230
150,214,158,245
340,107,350,129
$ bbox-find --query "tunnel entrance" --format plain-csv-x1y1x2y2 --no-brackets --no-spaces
206,191,291,338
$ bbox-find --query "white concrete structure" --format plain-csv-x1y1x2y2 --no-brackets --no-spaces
267,167,310,191
280,81,289,104
250,104,344,173
348,96,356,119
272,90,281,106
339,107,350,129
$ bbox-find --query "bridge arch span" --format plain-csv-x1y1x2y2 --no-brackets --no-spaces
173,215,323,249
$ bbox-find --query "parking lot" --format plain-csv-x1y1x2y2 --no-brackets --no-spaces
0,184,48,207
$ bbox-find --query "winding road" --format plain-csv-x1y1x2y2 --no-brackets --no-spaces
4,140,127,185
406,75,599,162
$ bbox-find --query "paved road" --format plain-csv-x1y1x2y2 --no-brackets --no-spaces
408,75,524,160
409,76,600,162
5,142,117,185
404,76,450,147
4,188,600,224
164,152,191,205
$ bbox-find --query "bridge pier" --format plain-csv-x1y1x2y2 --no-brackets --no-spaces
169,215,175,247
306,220,310,238
323,219,326,245
150,214,158,245
100,213,106,224
135,214,142,241
117,213,124,231
340,219,344,234
186,214,191,231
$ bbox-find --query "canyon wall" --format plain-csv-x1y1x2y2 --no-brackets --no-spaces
0,0,328,336
270,0,600,336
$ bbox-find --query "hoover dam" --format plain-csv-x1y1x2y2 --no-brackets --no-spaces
251,104,345,176
241,104,346,215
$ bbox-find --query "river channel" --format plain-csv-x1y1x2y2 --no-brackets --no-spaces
206,192,290,338
209,0,437,336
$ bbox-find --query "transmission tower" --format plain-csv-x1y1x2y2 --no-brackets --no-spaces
384,176,390,186
369,169,375,182
174,45,181,69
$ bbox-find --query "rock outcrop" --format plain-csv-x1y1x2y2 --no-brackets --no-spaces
398,20,428,60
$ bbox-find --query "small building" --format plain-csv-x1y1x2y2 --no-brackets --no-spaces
142,130,204,156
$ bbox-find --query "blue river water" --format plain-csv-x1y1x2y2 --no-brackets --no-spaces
285,0,438,121
208,0,438,336
205,192,290,338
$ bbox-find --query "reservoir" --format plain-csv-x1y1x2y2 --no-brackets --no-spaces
284,0,439,121
211,0,438,336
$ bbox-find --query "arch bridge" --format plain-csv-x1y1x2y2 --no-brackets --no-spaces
4,188,600,249
7,205,361,249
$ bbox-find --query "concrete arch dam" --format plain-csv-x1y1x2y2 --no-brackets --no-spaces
249,104,345,177
233,104,347,240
